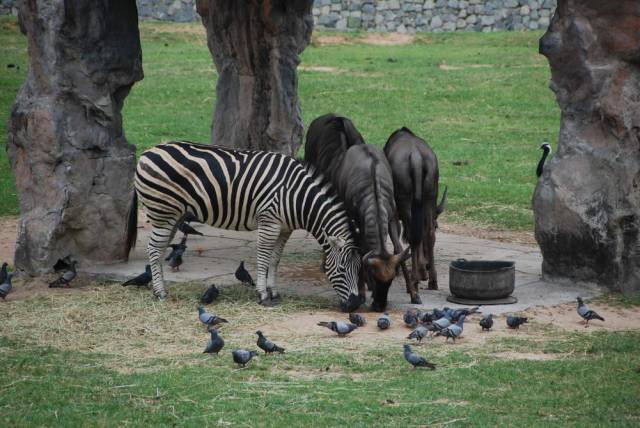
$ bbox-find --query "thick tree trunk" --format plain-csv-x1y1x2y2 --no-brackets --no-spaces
534,0,640,295
7,0,143,274
197,0,313,156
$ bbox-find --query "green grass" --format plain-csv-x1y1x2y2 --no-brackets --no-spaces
0,18,559,229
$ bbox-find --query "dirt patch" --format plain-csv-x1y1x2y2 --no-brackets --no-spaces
439,220,536,246
299,65,340,73
439,63,493,71
140,22,206,36
313,33,415,46
493,352,569,361
526,300,637,331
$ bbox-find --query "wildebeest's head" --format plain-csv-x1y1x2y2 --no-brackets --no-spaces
363,248,411,311
323,235,363,312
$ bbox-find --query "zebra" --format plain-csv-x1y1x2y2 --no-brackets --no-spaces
125,141,363,312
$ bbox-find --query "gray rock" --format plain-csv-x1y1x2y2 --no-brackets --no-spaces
520,5,530,15
430,15,443,29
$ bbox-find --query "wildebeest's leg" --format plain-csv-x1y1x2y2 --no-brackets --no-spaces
256,220,281,305
389,218,421,304
266,229,292,304
424,227,438,290
147,221,178,298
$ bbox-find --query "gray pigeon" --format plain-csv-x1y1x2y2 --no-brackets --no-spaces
403,344,436,369
166,237,187,272
506,315,528,329
349,313,366,327
0,273,13,301
577,297,605,326
232,349,258,367
403,309,419,329
418,311,433,324
49,260,77,288
122,265,152,287
407,325,429,343
377,313,391,330
203,328,225,355
434,314,466,342
256,331,285,354
427,314,452,334
452,306,480,322
0,262,7,284
198,305,228,326
317,321,358,337
479,314,494,331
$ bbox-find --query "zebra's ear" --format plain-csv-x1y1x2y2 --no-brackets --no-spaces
328,236,346,250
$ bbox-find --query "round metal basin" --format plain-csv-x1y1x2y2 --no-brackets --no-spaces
449,259,515,300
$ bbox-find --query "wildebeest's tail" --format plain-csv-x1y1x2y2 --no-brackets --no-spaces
125,191,138,261
409,153,424,246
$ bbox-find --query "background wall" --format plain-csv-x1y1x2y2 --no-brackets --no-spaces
1,0,556,32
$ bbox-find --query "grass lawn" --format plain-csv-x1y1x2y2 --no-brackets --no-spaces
0,19,558,229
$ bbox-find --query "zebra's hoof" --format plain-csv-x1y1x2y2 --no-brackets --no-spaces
270,294,282,305
259,298,276,307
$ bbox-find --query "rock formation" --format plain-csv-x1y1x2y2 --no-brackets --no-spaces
7,1,143,274
534,0,640,295
196,0,314,156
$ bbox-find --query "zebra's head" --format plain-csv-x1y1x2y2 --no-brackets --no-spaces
323,235,363,312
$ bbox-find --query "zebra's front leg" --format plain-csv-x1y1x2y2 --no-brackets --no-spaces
266,229,292,304
147,224,177,299
256,221,282,306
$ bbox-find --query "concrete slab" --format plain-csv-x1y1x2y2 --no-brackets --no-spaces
83,220,604,314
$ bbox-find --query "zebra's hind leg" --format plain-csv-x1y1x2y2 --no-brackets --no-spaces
256,220,282,306
266,229,292,304
148,223,178,299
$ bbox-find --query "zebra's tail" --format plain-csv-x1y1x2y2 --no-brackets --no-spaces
125,191,138,261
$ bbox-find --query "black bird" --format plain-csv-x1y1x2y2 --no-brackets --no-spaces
577,297,605,326
0,262,8,284
122,265,152,287
203,327,225,355
432,308,446,319
49,260,77,288
256,331,285,354
403,309,419,329
317,321,358,337
232,349,258,368
536,142,551,177
178,221,203,237
235,261,255,287
418,311,434,324
451,306,480,322
349,313,366,327
479,314,494,331
200,284,220,304
165,236,187,272
403,344,436,370
506,315,528,329
377,313,391,330
0,273,13,301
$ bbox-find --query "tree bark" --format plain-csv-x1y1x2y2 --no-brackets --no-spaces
7,0,143,274
534,0,640,295
197,0,313,156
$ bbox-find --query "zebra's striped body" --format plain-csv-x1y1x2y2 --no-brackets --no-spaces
128,141,362,311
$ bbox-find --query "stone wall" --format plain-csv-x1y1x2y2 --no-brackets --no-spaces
1,1,555,33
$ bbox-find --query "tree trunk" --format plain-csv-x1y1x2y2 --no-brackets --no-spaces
196,0,313,156
534,0,640,295
7,0,143,274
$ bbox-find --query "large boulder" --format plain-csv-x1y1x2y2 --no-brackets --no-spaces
6,1,143,274
534,0,640,295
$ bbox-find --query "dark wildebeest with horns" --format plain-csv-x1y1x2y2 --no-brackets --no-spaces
305,114,410,311
384,127,447,303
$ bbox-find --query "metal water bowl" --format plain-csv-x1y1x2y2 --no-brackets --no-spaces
447,259,516,304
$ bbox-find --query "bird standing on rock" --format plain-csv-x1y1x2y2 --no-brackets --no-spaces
506,315,528,329
165,237,187,272
576,297,605,326
232,349,258,368
122,265,152,287
256,331,285,354
200,284,220,304
203,327,225,355
377,313,391,330
403,344,436,370
235,261,255,287
479,314,494,331
49,260,77,288
317,321,358,337
0,273,13,301
198,305,228,326
349,313,366,327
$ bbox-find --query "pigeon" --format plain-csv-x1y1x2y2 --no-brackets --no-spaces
235,261,255,287
232,349,258,368
427,314,452,334
122,264,152,287
0,262,7,284
576,297,605,326
198,305,228,326
506,315,528,329
403,309,419,329
403,344,436,370
349,313,366,327
178,221,203,237
200,284,220,304
317,321,358,337
256,331,285,354
165,237,187,272
434,314,466,342
203,327,225,355
479,314,494,331
49,260,77,288
407,325,430,343
377,313,391,330
451,306,480,322
0,273,13,301
432,308,446,319
418,311,434,324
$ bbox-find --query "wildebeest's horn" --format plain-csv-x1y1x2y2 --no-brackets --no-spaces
391,247,411,267
362,251,375,266
436,186,448,215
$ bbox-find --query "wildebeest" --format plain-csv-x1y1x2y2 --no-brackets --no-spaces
305,114,410,311
384,127,446,303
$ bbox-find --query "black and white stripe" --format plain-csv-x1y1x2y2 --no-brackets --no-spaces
128,141,361,309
